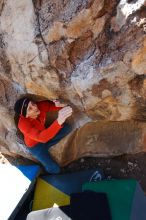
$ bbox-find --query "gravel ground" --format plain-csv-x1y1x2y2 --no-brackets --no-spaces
64,153,146,193
1,152,146,193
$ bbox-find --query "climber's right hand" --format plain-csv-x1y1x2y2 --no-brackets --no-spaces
57,106,73,125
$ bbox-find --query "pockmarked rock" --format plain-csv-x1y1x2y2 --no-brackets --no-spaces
0,0,146,162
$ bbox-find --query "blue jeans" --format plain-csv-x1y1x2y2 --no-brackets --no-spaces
28,123,72,174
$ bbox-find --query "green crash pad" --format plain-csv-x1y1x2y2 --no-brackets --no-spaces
83,179,146,220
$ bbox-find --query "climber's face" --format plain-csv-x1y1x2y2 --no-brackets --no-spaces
26,101,40,119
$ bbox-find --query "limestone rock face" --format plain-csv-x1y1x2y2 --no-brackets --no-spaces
0,0,146,164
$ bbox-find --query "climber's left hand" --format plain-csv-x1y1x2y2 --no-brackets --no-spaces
53,99,68,107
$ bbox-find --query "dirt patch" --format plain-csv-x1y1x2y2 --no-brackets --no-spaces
63,153,146,193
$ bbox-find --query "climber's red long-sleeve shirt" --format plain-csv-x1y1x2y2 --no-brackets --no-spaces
18,101,63,147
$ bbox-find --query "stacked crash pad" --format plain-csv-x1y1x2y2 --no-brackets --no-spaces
0,164,40,220
31,175,146,220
